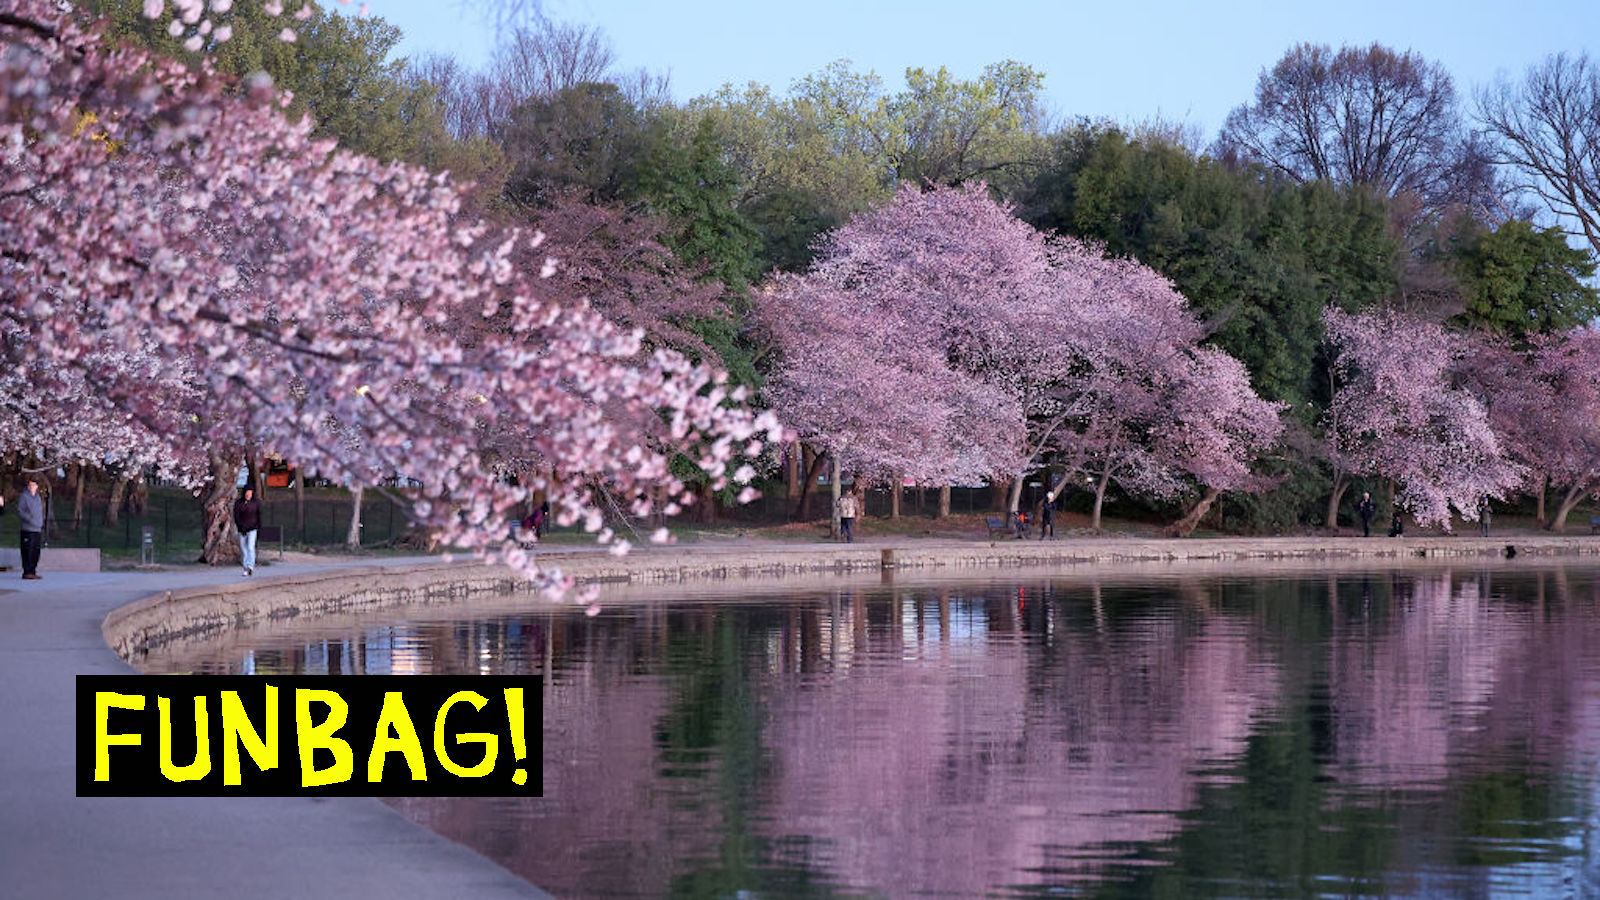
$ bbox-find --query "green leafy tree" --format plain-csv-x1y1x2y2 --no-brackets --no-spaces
683,59,1051,272
501,81,653,207
886,60,1051,190
685,73,889,273
1452,220,1600,337
87,0,444,164
636,117,762,292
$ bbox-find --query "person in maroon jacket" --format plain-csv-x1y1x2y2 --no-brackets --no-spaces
232,487,262,576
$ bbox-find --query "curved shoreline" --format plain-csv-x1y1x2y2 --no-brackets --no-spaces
106,533,1600,666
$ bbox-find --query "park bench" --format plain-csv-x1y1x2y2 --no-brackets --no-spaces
984,516,1008,539
258,524,284,560
1591,516,1600,535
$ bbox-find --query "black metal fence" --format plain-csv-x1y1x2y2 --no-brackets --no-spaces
10,490,412,558
726,483,1020,521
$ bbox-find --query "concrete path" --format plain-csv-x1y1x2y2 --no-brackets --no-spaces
0,557,551,900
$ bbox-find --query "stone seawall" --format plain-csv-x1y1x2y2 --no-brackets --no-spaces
104,534,1600,664
103,562,529,663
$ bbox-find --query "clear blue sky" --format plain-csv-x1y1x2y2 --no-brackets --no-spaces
373,0,1599,140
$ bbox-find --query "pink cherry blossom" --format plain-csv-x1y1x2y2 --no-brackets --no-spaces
1324,308,1521,528
758,184,1280,525
0,1,780,591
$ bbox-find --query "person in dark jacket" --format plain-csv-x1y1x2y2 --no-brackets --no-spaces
232,487,262,576
1039,491,1056,540
1477,494,1492,537
1388,510,1405,538
17,478,43,579
1357,492,1376,537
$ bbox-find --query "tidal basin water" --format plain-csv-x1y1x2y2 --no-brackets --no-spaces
151,564,1600,898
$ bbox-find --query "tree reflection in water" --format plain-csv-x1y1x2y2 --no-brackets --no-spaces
158,565,1600,898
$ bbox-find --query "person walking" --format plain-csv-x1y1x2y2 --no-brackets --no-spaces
1477,494,1492,537
233,486,262,576
1039,491,1056,540
17,478,43,579
836,486,859,544
1357,492,1376,537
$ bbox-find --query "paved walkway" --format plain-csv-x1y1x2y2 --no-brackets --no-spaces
0,557,551,900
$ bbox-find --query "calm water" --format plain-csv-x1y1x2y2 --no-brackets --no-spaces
150,565,1600,898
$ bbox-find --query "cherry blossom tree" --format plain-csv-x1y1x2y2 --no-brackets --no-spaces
755,184,1058,503
1463,330,1600,532
1323,308,1520,529
1,1,779,587
1154,348,1286,536
757,274,1022,490
517,188,728,360
758,183,1281,529
1049,254,1284,531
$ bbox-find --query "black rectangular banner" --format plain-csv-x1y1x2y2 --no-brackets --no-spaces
77,676,542,797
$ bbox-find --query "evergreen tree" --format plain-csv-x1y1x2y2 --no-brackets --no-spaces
1452,220,1600,338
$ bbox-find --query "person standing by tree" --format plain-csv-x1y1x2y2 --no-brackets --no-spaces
1477,494,1492,536
1039,491,1056,540
233,487,262,576
17,478,43,580
836,486,860,544
1358,492,1377,537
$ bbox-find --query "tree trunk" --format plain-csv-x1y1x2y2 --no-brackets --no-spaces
105,474,129,527
937,484,951,519
1007,474,1025,514
346,484,364,549
786,442,800,498
697,481,718,524
1546,482,1590,533
991,477,1011,512
71,464,85,530
1091,471,1110,530
41,473,59,541
1324,472,1350,530
890,477,902,520
829,455,842,537
199,452,241,565
1169,486,1222,537
127,475,148,517
294,465,306,542
1535,473,1548,526
792,448,826,520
